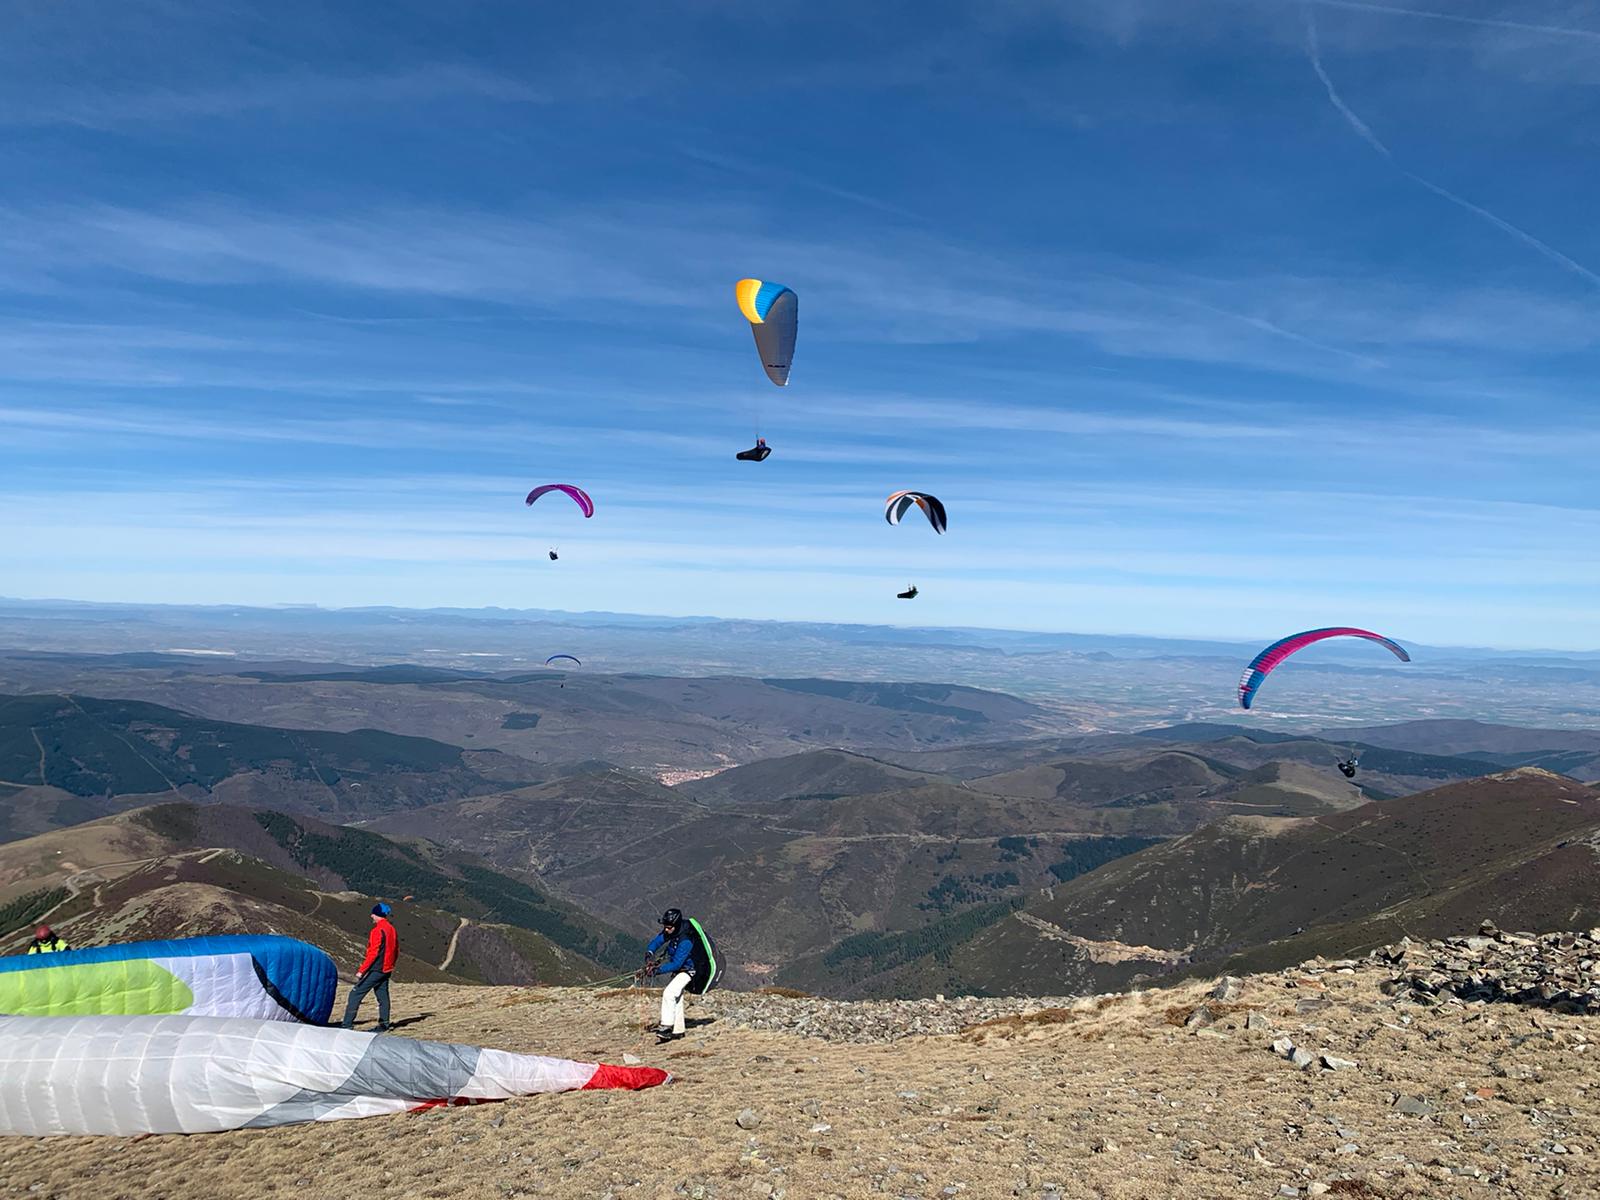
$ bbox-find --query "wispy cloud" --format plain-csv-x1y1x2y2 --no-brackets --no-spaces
1303,0,1600,43
0,64,548,130
1304,5,1600,288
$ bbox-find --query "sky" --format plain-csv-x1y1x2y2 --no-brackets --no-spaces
3,0,1599,649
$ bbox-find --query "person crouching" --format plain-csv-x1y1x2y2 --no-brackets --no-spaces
644,908,695,1043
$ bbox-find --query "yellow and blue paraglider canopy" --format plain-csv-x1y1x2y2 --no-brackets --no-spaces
735,278,797,387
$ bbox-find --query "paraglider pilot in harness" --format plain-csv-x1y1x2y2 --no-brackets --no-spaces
1337,758,1359,779
897,585,918,600
736,437,771,462
643,908,720,1043
26,925,69,954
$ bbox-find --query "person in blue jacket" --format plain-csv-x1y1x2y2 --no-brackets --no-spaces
644,908,696,1043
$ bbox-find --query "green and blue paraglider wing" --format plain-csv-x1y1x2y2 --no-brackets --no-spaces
0,935,337,1024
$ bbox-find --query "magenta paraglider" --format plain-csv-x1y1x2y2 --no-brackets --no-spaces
1237,627,1410,710
524,485,594,518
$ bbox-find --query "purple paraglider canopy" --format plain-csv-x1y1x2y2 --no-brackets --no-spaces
524,484,594,518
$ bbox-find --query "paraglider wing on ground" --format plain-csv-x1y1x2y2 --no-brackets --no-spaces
0,1014,669,1135
0,935,337,1024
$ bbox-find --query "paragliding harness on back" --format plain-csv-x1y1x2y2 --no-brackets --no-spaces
683,917,722,996
736,439,771,463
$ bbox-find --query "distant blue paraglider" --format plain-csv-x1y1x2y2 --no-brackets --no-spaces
545,655,581,667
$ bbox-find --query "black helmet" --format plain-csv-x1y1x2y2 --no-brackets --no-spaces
660,908,682,929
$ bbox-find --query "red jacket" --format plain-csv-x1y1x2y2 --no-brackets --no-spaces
359,917,398,975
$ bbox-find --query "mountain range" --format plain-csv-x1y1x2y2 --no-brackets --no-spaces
3,648,1598,1000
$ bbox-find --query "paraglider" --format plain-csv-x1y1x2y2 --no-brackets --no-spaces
897,585,919,600
1337,758,1359,779
736,438,772,462
545,654,581,667
0,1014,670,1136
642,911,721,1045
1237,627,1411,710
885,491,947,534
524,484,594,519
735,279,797,387
548,549,559,561
0,935,337,1024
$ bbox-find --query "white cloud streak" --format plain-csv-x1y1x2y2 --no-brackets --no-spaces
1304,4,1600,288
1304,0,1600,43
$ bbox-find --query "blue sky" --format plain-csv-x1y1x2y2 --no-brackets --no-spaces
3,0,1599,649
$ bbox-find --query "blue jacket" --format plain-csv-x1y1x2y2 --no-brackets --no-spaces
647,930,694,977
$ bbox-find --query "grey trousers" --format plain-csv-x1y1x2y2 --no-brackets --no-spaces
340,970,391,1028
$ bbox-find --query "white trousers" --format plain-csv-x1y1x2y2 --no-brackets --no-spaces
660,971,691,1034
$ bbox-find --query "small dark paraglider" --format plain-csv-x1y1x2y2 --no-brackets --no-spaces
897,585,919,600
1337,758,1359,779
548,549,559,561
736,438,772,462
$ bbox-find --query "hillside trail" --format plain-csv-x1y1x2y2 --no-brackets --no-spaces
5,961,1595,1198
438,916,470,971
1,848,230,941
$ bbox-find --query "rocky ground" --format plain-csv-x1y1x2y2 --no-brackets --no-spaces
5,931,1600,1199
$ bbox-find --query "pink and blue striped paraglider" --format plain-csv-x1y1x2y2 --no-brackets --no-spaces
1237,627,1410,710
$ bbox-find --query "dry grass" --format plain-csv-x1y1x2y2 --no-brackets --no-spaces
958,1006,1078,1040
1161,1000,1257,1026
494,989,555,1007
3,970,1594,1200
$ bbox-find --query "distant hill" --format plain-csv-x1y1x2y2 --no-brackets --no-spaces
1332,719,1600,781
371,762,1170,986
0,667,1056,784
843,768,1600,998
0,693,540,839
1135,723,1304,744
676,749,944,807
373,734,1472,987
0,803,631,984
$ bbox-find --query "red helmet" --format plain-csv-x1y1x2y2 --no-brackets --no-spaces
34,925,52,939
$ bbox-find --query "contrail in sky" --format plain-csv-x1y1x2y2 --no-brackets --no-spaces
1306,0,1600,42
1304,6,1600,288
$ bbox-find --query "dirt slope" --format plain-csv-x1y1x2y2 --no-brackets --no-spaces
3,955,1596,1199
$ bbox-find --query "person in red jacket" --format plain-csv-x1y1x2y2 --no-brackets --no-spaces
339,903,398,1031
